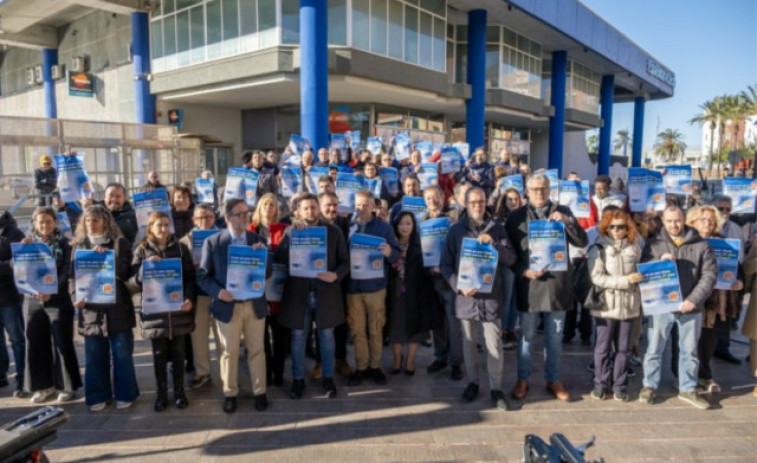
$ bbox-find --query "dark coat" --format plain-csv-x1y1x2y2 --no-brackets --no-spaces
131,239,197,340
505,202,589,313
38,233,74,311
104,201,139,248
0,212,29,306
440,213,517,321
34,167,57,196
196,229,272,323
171,208,194,241
70,236,135,337
275,220,350,330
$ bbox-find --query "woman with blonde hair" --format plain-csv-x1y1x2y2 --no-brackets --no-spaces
70,205,138,411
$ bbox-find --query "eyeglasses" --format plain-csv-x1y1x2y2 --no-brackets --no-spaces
228,211,251,219
717,207,731,212
608,224,628,231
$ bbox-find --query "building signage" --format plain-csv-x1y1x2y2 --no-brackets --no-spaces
68,72,95,97
647,60,676,88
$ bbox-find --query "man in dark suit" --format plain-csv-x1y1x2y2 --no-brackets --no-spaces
276,193,350,400
197,198,271,414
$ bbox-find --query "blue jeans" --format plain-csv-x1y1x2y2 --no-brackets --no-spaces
517,311,566,382
643,311,702,393
0,300,26,388
84,330,140,406
501,267,518,332
291,292,335,380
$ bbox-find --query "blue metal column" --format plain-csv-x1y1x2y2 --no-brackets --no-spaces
548,51,567,176
41,48,58,119
300,0,328,151
598,74,614,175
132,12,155,124
465,9,486,150
632,96,645,167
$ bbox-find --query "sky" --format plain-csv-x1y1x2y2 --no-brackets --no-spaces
580,0,757,154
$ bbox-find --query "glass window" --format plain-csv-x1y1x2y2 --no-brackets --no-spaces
328,0,347,45
404,5,418,64
432,16,445,71
190,5,205,62
419,12,432,68
502,27,516,47
258,0,277,47
455,42,466,83
151,20,163,59
176,0,202,10
222,0,239,55
420,0,445,16
388,0,403,59
176,10,190,65
486,26,499,43
370,0,387,55
281,0,299,44
206,0,222,59
164,14,177,56
485,44,498,88
447,23,454,40
240,0,257,51
456,25,467,42
163,0,175,15
352,0,370,50
446,38,454,81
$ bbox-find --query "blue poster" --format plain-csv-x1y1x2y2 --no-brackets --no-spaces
280,166,302,198
307,166,330,194
457,237,498,294
664,165,693,195
416,141,434,162
528,220,567,272
11,243,58,295
440,147,461,174
74,250,116,304
722,178,755,215
393,132,411,161
350,233,385,280
194,178,215,204
290,226,328,278
379,167,399,195
364,178,383,198
367,137,383,155
330,133,348,153
336,172,363,213
706,238,740,290
628,168,665,212
638,260,683,316
288,134,308,157
420,217,450,267
265,262,287,303
224,167,260,207
133,188,175,239
345,130,362,152
418,163,438,189
191,229,220,265
141,258,183,314
226,245,267,300
54,153,92,203
499,174,524,196
56,212,73,239
558,180,590,219
454,142,470,162
545,169,560,203
401,196,427,222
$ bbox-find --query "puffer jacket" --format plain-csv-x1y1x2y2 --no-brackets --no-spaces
587,235,642,320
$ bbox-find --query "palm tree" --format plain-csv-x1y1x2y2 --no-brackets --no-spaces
586,133,598,155
689,98,719,175
740,84,757,113
613,129,632,156
653,129,687,164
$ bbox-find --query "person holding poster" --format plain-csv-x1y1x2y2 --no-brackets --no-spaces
399,150,424,183
389,175,422,223
361,162,389,201
131,212,197,412
684,205,743,394
179,204,221,390
639,206,717,410
505,173,588,403
243,150,279,199
0,211,27,398
170,185,195,241
69,205,138,412
462,148,495,197
194,170,219,208
197,199,271,414
346,191,400,387
100,183,139,247
17,208,81,404
441,187,516,410
275,194,350,400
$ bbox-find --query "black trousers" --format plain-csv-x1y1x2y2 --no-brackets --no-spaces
151,335,186,390
593,318,632,393
564,302,593,343
24,299,82,393
265,314,290,381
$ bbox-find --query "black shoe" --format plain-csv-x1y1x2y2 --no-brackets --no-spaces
323,378,337,398
627,367,636,378
426,360,447,374
348,369,366,387
154,389,168,412
174,388,188,409
0,376,8,388
273,373,284,387
405,368,415,377
461,382,479,403
290,379,305,399
581,337,592,346
490,390,509,410
371,368,387,385
185,363,196,374
450,365,463,381
254,394,268,411
562,335,574,345
222,397,237,414
713,351,742,365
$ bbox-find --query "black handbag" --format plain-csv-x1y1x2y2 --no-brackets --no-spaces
582,244,606,311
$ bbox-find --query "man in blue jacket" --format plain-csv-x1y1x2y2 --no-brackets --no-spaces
197,198,271,414
347,191,401,386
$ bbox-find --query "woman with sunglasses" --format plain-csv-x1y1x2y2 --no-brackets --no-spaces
587,209,643,402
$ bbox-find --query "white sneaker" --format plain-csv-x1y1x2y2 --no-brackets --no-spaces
57,390,76,402
89,402,107,412
30,388,56,404
116,400,133,410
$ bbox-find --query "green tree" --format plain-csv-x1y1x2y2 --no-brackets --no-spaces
653,129,687,164
613,129,631,156
586,133,598,155
689,98,719,174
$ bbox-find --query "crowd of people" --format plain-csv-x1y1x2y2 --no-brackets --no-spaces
1,145,755,415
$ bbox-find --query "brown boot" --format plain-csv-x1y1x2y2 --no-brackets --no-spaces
546,381,570,402
511,379,529,400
